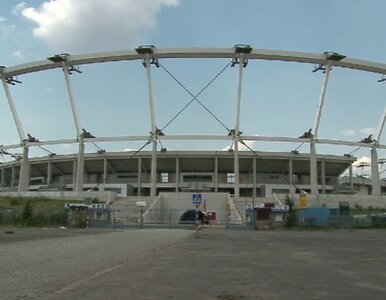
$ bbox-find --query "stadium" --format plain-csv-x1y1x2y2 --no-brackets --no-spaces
0,45,385,223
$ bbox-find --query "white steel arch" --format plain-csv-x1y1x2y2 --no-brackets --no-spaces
0,46,385,197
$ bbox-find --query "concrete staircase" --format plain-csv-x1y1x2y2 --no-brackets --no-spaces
143,193,243,225
111,196,151,224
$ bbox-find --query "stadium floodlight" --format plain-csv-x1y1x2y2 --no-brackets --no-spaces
233,44,253,54
27,134,40,143
324,51,346,61
155,127,165,136
228,129,243,136
299,129,313,139
5,76,22,85
67,65,82,74
312,64,326,73
47,53,70,63
378,75,386,83
81,129,96,139
135,45,156,54
359,134,374,143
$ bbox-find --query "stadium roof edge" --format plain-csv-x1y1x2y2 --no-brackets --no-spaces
1,47,386,77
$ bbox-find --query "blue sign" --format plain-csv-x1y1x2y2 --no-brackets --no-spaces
192,193,202,206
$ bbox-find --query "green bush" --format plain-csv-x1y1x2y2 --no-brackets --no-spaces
9,198,20,206
49,210,68,226
285,195,298,228
22,201,33,226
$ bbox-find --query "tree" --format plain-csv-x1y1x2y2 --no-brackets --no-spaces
22,201,33,225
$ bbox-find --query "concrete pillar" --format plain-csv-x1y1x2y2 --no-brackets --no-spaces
103,157,107,185
289,158,293,185
138,157,142,196
150,141,157,198
310,142,318,195
214,156,218,192
18,146,29,192
253,157,257,200
11,165,15,188
371,148,381,196
349,163,353,189
321,160,326,194
72,159,77,191
234,140,240,198
75,141,85,192
1,168,5,187
47,161,52,186
175,156,179,193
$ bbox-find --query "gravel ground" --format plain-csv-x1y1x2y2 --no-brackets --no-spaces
0,227,192,300
2,228,386,300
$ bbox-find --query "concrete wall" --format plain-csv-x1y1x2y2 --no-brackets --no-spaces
0,191,117,202
243,194,386,209
313,195,386,209
158,192,229,224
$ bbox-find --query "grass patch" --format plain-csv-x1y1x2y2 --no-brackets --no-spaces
0,196,81,227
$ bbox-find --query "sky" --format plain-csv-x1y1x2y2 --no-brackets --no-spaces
0,0,385,177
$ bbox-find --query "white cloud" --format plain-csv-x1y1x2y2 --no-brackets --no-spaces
341,127,376,138
351,155,372,176
0,16,7,22
12,2,27,15
16,0,179,53
12,50,25,60
353,155,371,168
341,129,355,137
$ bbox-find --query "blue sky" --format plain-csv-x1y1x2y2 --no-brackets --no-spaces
0,0,385,176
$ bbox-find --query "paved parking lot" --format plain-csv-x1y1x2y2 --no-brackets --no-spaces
1,227,386,299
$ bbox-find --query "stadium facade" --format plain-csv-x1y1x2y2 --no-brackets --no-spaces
0,46,385,206
0,150,355,197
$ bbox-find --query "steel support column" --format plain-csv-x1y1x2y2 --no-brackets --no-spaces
62,61,84,192
1,77,30,192
75,141,85,192
371,148,381,196
375,104,386,143
1,78,26,140
311,63,332,196
234,54,245,199
144,54,158,198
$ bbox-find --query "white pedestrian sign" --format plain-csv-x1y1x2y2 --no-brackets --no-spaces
192,193,202,206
